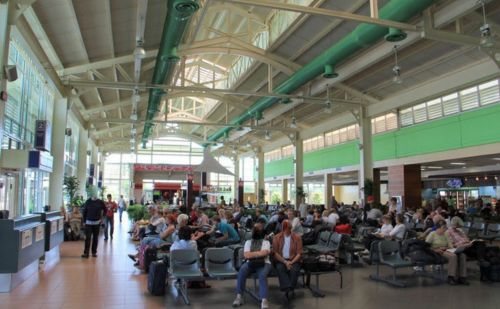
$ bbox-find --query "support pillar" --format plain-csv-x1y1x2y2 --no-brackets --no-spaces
238,179,244,207
0,1,14,158
358,107,373,205
256,149,265,205
233,155,239,203
77,128,88,198
294,133,303,208
281,179,288,204
388,164,421,211
324,174,333,209
88,141,98,186
373,168,381,204
186,173,193,213
49,98,68,209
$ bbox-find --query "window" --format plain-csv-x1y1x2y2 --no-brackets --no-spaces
426,98,442,120
442,93,459,115
479,80,499,105
413,103,427,123
460,86,479,111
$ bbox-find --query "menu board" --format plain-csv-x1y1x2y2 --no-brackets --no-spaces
51,221,57,235
35,225,45,242
21,229,33,249
58,218,64,231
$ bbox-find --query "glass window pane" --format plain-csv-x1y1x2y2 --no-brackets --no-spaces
479,80,499,105
460,86,479,111
442,93,459,115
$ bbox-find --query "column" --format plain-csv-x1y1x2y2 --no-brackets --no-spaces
256,149,265,205
77,128,88,198
388,164,422,211
0,1,14,158
233,155,239,203
324,174,333,209
358,107,373,205
186,173,193,213
49,98,68,209
294,133,303,208
237,179,244,207
373,168,381,204
281,178,288,204
89,141,98,185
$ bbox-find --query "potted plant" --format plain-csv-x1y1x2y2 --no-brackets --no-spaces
63,176,80,211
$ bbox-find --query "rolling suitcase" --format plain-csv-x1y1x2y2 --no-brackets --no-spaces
148,260,168,296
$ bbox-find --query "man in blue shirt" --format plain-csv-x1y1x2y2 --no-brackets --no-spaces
210,216,240,247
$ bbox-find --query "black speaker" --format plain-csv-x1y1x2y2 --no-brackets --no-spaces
4,65,18,82
65,128,72,136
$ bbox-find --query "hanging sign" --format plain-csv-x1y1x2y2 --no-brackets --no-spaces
133,164,193,172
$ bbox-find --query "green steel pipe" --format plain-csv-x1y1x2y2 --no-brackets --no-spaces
205,0,435,145
142,0,200,143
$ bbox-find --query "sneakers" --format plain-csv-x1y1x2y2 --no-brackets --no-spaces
92,253,97,257
261,299,269,309
447,276,458,285
232,294,244,307
458,277,470,286
81,254,89,259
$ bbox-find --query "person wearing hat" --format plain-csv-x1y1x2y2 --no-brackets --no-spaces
446,216,486,262
81,191,106,258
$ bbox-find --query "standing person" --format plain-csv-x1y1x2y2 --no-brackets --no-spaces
272,220,302,300
81,193,106,258
104,194,118,240
117,195,127,223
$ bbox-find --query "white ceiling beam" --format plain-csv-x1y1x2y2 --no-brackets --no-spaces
65,0,89,60
221,0,418,32
59,49,158,76
116,64,133,82
23,6,63,71
335,83,380,104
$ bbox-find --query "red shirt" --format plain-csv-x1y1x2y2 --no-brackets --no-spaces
335,224,352,235
105,201,118,218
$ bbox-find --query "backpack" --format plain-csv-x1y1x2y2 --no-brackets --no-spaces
301,230,318,246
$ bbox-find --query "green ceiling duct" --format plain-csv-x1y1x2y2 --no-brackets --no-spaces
205,0,435,146
141,0,200,143
385,27,407,42
323,64,339,79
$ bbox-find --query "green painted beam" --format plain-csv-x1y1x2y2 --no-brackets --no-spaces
205,0,436,145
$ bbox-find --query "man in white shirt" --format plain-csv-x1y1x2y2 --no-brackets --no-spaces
287,210,304,236
117,195,127,223
327,209,340,226
299,201,308,219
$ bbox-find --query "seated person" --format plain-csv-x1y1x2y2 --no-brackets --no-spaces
426,220,468,285
171,226,198,251
255,208,269,225
446,216,486,262
272,220,302,299
334,216,352,235
207,216,240,247
195,209,210,226
389,214,406,240
131,205,160,240
327,208,340,226
363,215,393,250
287,210,304,236
226,210,239,230
69,206,83,239
233,226,271,309
303,210,314,227
321,210,330,224
366,205,383,227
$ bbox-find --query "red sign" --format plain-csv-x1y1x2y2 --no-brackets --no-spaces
133,164,193,172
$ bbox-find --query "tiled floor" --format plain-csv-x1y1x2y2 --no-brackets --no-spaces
1,215,500,309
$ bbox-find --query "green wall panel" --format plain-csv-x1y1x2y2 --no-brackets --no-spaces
304,142,359,172
264,104,500,178
394,117,462,157
264,157,293,178
459,104,500,147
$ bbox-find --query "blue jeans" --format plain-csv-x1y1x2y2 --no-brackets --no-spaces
104,217,114,239
141,235,165,247
236,262,272,299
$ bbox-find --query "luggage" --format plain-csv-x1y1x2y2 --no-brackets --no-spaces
144,246,159,273
301,253,320,272
148,261,168,296
318,253,337,271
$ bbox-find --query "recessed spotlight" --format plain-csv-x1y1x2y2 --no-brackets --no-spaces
493,158,500,161
484,176,488,180
495,176,498,180
476,176,479,181
426,166,443,169
450,162,466,166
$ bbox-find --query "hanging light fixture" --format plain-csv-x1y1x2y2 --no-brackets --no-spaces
324,85,333,114
133,40,146,59
479,0,495,49
290,116,298,129
265,130,271,140
392,45,403,84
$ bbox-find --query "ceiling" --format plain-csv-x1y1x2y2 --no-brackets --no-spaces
13,0,500,154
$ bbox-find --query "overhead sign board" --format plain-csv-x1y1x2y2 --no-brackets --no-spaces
133,164,193,172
